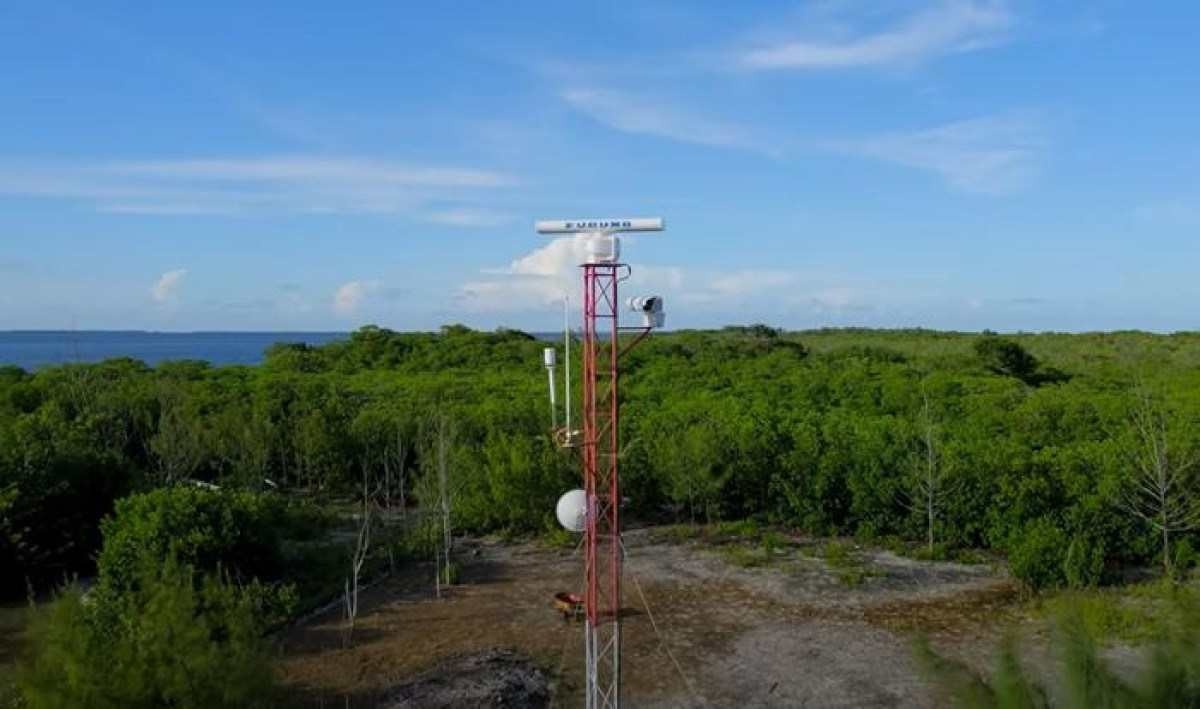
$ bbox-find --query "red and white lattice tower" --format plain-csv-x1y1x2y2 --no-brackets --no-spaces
536,217,666,709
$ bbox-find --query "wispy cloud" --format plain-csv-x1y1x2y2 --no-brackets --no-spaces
100,157,513,188
562,89,776,156
0,157,517,217
559,90,1043,194
738,0,1013,71
151,269,187,303
709,270,796,298
820,114,1044,193
424,208,513,228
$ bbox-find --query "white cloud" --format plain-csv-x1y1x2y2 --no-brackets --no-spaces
460,238,689,313
460,237,588,312
100,157,513,188
0,157,516,216
562,89,774,156
332,280,380,316
710,270,796,298
151,269,187,303
425,208,513,228
739,1,1013,70
821,114,1044,193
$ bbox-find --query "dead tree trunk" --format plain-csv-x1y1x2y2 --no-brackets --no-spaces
436,414,453,589
344,462,376,646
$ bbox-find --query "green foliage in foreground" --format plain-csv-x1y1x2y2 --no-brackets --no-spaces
918,591,1200,708
17,559,276,709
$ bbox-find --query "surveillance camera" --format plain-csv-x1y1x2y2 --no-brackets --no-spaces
626,296,663,314
627,295,665,328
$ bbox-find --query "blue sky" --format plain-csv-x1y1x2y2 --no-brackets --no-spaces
1,1,1197,332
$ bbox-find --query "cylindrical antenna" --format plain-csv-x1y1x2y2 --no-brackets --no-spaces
563,296,571,434
543,347,558,429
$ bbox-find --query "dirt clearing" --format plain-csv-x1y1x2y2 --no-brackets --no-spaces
277,529,1020,708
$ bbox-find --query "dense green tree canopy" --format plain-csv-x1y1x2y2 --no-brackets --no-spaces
3,325,1200,594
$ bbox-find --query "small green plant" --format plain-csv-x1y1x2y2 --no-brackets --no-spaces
541,527,577,550
722,545,768,568
879,534,907,555
714,519,762,542
1172,537,1199,580
655,524,704,544
820,540,877,587
1063,535,1105,589
822,540,855,566
912,542,951,562
760,530,788,558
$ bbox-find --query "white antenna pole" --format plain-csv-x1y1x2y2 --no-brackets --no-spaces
563,295,571,434
544,347,558,429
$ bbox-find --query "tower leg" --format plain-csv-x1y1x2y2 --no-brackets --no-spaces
581,263,621,709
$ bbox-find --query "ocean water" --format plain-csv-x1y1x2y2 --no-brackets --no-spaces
0,331,348,370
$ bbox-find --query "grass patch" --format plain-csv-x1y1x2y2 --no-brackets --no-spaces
0,604,28,709
654,524,705,544
713,519,762,542
721,545,770,568
875,535,991,565
1038,578,1200,644
540,527,578,550
818,540,880,588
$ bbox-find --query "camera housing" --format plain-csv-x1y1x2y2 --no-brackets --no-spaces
626,295,665,329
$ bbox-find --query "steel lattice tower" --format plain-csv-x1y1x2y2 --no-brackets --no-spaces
581,263,622,709
535,217,664,709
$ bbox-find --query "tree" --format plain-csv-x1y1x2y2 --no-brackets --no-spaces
344,461,376,647
150,388,206,485
1123,389,1200,576
433,413,454,591
655,420,726,524
975,336,1040,384
414,412,458,594
901,393,957,555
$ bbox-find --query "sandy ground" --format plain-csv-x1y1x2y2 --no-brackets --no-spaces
276,529,1024,708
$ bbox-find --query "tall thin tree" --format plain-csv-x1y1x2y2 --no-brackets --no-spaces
1123,388,1200,576
901,392,955,555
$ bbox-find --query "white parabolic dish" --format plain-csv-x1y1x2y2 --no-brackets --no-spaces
556,489,587,532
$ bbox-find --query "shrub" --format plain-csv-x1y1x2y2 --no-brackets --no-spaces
98,488,287,591
1008,519,1068,590
18,559,276,709
1173,537,1199,579
95,487,319,624
918,597,1200,708
1063,534,1105,589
